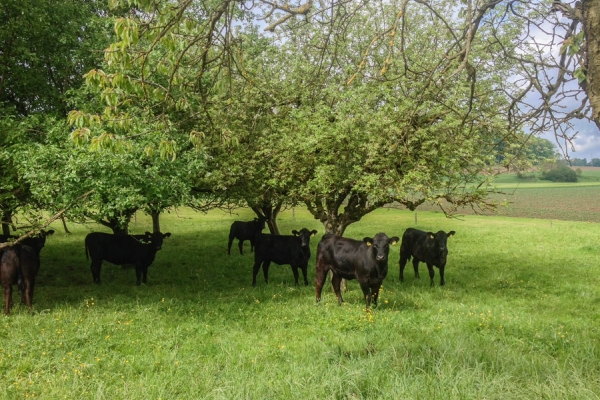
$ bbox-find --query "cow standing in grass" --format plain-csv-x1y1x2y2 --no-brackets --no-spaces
252,228,318,286
315,232,399,310
228,217,267,255
1,230,55,315
399,228,455,286
85,231,171,285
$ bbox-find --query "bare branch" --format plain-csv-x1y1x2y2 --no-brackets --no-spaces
260,0,314,32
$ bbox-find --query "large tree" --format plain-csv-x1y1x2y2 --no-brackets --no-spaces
75,0,600,234
0,0,113,234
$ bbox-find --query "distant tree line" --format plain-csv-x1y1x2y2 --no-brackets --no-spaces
569,158,600,167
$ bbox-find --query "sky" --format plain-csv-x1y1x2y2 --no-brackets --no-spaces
523,2,600,161
542,119,600,161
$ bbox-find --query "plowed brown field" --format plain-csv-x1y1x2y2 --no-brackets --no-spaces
406,185,600,222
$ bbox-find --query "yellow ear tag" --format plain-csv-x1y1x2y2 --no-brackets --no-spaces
366,242,372,246
429,235,435,239
391,241,397,245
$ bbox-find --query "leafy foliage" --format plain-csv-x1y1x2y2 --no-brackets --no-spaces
73,0,542,234
540,165,578,182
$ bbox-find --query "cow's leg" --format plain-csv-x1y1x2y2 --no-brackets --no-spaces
135,264,143,286
22,279,34,312
301,265,309,286
371,282,382,308
227,234,235,255
262,260,271,284
238,239,244,255
399,253,408,282
438,264,445,286
359,282,372,310
142,265,149,284
3,284,12,315
251,259,261,286
90,260,102,284
290,265,300,286
426,263,435,286
249,239,254,253
315,263,328,303
331,274,344,305
413,258,421,279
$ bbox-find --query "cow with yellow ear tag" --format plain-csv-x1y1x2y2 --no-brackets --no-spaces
399,228,456,286
315,232,399,310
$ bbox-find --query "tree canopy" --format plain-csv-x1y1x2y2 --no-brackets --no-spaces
2,0,600,237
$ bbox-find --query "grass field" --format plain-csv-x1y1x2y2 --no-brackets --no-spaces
2,202,600,399
414,168,600,222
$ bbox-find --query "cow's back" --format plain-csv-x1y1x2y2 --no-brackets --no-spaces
400,228,428,254
255,234,303,264
86,233,147,265
317,235,366,276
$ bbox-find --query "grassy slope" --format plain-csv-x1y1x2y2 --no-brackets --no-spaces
2,208,600,399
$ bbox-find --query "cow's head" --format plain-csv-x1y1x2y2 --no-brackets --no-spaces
292,228,318,248
254,216,267,230
427,230,455,256
144,231,172,250
27,229,55,252
364,233,399,262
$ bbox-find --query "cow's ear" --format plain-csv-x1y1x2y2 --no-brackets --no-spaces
390,237,400,245
363,237,373,246
145,231,152,237
427,232,435,239
292,230,299,236
163,232,171,238
43,229,55,236
311,230,318,236
448,231,456,237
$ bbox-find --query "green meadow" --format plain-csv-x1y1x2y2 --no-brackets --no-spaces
2,194,600,399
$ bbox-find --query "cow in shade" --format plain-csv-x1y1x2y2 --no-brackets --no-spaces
399,228,456,286
85,231,171,285
315,232,399,310
1,229,55,315
228,217,267,255
252,228,318,286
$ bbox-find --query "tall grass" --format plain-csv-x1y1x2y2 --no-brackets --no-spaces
1,208,600,399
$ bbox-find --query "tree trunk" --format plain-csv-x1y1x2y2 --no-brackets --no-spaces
109,220,129,235
583,0,600,130
251,200,283,235
151,210,160,233
60,215,71,234
1,209,12,236
95,209,137,235
321,217,351,236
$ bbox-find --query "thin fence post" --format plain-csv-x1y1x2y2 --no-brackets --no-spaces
414,212,417,226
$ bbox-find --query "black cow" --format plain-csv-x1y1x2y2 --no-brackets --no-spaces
228,217,267,255
315,232,399,310
85,231,171,285
252,228,318,286
1,229,55,315
399,228,456,286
